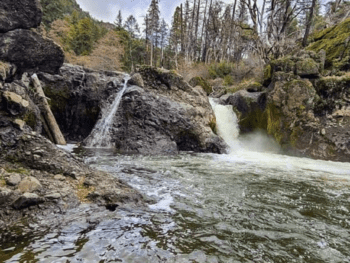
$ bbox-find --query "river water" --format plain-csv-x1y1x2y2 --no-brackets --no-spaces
4,101,350,262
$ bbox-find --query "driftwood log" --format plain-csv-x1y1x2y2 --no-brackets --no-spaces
31,74,66,145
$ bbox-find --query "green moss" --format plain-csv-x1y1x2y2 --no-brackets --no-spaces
271,56,295,73
290,127,302,147
296,58,319,76
266,104,283,144
239,109,268,133
0,178,5,187
316,73,350,93
308,18,350,70
263,64,272,85
226,80,263,93
208,62,234,79
5,168,30,175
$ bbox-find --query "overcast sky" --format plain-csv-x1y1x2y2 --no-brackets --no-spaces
75,0,329,29
75,0,182,27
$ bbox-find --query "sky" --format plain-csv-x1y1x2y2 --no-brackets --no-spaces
75,0,182,27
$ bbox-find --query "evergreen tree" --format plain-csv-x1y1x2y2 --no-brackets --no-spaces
68,17,95,55
115,10,123,29
146,0,161,66
124,15,140,38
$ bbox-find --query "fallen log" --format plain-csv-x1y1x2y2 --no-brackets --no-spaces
31,74,66,145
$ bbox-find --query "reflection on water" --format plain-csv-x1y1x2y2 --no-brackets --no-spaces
4,147,350,262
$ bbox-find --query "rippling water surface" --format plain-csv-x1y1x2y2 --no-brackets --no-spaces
5,147,350,263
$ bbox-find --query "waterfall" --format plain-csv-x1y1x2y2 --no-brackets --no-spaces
86,75,130,148
209,98,280,154
209,98,241,151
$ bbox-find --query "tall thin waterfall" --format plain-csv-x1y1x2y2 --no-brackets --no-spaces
86,75,130,148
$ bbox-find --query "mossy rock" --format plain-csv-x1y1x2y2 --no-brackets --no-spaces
295,58,320,77
263,64,272,86
315,73,350,94
226,80,263,93
307,18,350,71
189,76,213,95
271,57,296,73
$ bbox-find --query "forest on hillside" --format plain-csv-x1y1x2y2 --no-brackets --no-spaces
41,0,350,84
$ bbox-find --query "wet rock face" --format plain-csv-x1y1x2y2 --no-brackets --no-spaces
41,65,226,153
98,66,227,154
38,64,125,141
0,29,64,74
0,0,42,33
221,90,267,133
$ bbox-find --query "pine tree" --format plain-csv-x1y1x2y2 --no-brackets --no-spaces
115,10,123,29
146,0,161,66
124,15,140,38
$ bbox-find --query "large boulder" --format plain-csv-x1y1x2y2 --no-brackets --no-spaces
40,65,226,154
0,0,42,33
266,75,319,147
0,29,64,74
105,66,226,154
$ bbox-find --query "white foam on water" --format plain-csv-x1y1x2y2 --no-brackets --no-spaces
209,98,350,178
57,144,76,153
148,194,174,213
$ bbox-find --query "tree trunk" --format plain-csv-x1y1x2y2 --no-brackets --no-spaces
302,0,316,47
31,74,66,145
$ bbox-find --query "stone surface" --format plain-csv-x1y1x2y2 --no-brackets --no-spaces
18,176,42,193
128,73,144,88
82,66,227,154
6,173,21,186
232,52,350,161
221,90,267,133
2,91,29,116
12,193,43,209
13,119,26,130
38,64,125,141
40,65,226,154
0,0,42,33
0,61,16,81
296,58,320,77
0,29,64,74
54,174,66,181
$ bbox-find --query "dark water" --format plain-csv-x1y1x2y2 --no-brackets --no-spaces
4,148,350,262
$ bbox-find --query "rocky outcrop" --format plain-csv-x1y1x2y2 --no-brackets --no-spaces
39,65,226,154
0,0,64,74
108,66,226,154
221,90,267,133
0,72,142,228
307,18,350,71
0,0,142,231
0,0,42,33
0,29,64,74
38,64,126,141
220,50,350,161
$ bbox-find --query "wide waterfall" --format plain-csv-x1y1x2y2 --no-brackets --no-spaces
209,98,280,155
85,75,130,148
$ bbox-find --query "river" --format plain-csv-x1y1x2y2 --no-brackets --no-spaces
3,100,350,262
